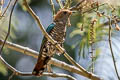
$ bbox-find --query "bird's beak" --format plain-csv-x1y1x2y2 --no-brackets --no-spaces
69,11,77,15
71,11,77,13
68,11,72,15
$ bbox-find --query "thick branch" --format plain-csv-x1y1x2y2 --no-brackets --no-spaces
0,39,101,80
0,56,75,80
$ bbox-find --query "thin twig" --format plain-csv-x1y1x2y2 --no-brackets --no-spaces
50,0,55,17
82,3,105,14
22,1,101,80
8,72,15,80
69,0,85,10
98,19,120,28
108,17,120,80
0,0,12,19
0,0,17,55
64,0,71,9
0,0,4,16
56,0,63,8
0,39,101,80
91,45,94,73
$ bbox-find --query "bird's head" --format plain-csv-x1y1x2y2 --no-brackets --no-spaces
54,9,72,23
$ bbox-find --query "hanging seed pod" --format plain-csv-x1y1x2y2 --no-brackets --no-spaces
89,19,97,44
115,23,120,31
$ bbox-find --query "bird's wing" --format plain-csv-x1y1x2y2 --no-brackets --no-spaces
39,22,56,54
32,23,56,75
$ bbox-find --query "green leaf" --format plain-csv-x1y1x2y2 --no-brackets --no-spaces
0,61,7,76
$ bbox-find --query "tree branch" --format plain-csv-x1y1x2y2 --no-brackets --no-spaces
0,0,17,55
108,17,120,80
56,0,63,9
0,0,4,16
0,0,12,19
0,39,101,80
0,55,75,80
98,19,120,28
50,0,55,17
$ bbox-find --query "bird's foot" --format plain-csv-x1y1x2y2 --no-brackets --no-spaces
46,64,53,73
32,69,44,76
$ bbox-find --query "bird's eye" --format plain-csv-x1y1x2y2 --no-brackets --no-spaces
63,11,67,15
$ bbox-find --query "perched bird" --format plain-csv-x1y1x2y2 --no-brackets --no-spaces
32,9,72,76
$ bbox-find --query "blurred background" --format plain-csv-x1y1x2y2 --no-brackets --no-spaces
0,0,120,80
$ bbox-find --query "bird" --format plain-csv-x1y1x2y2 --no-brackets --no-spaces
32,9,72,76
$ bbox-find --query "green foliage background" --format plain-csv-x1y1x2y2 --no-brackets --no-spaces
0,0,120,80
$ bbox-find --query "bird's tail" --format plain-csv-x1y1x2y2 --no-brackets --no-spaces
32,56,50,76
